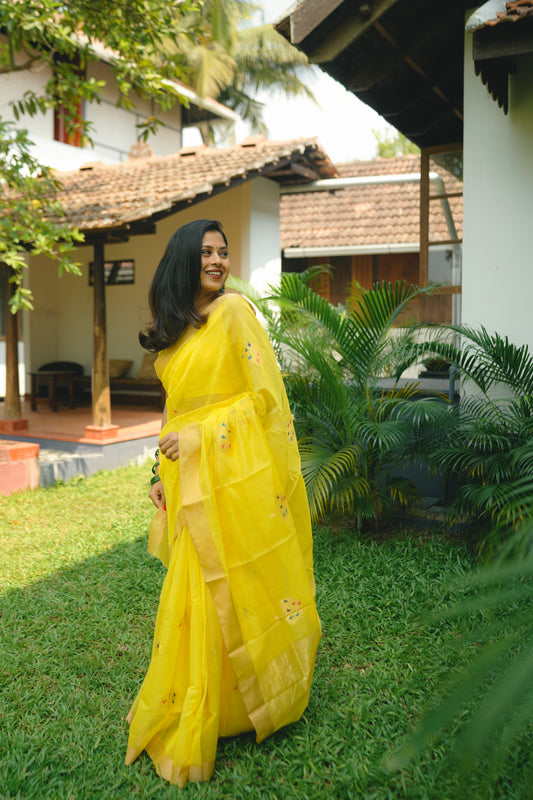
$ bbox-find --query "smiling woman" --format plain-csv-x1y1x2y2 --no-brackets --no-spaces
128,219,321,787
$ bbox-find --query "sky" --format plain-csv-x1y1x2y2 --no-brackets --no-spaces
183,0,391,163
240,0,390,163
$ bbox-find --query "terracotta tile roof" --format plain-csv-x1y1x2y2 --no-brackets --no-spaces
477,0,533,27
280,155,463,250
49,137,336,234
335,156,420,178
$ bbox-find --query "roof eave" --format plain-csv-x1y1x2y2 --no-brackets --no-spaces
275,0,469,149
283,242,420,257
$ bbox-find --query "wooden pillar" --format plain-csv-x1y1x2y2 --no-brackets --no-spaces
419,147,430,287
91,242,111,427
4,266,22,420
419,148,430,324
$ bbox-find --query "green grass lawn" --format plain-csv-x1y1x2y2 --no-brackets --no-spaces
0,464,528,799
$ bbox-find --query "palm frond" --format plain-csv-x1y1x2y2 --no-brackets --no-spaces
182,39,235,97
217,84,267,131
299,443,369,522
355,417,410,451
387,476,422,509
232,24,316,100
341,282,438,385
352,281,437,336
398,338,491,394
266,273,346,341
420,324,533,403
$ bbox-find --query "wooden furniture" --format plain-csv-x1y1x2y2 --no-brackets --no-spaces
30,370,79,412
76,376,165,409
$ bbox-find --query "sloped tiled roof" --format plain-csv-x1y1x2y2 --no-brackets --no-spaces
280,155,463,251
50,137,336,236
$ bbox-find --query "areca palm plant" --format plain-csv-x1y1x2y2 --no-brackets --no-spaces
251,274,450,528
403,326,533,547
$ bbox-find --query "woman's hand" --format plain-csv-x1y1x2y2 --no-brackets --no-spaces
159,431,180,461
149,478,166,509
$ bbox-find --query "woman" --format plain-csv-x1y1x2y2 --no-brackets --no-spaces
125,219,321,787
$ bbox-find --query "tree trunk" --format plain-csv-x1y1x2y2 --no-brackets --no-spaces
3,266,22,419
199,121,213,146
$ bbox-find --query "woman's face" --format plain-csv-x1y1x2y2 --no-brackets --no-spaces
197,230,230,307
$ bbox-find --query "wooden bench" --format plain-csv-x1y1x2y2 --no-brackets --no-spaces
76,376,165,409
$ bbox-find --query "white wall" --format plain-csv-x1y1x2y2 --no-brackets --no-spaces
85,62,183,161
0,40,55,140
463,36,533,352
0,343,25,397
242,178,282,293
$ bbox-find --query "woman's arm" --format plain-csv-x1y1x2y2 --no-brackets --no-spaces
148,405,168,508
159,403,180,461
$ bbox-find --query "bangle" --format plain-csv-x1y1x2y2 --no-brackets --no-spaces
150,474,161,486
154,447,159,459
151,461,159,475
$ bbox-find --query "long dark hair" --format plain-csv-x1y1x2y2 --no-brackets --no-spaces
139,219,227,352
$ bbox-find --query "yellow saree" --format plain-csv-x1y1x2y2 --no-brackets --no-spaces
125,293,321,787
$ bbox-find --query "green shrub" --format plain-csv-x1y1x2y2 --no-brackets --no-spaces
407,326,533,548
255,275,449,528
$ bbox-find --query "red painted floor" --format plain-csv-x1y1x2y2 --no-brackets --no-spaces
0,399,161,444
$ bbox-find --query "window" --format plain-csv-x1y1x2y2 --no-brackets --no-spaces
89,259,135,286
54,101,83,146
53,55,84,147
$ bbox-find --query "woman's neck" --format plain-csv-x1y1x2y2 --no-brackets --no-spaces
196,290,224,315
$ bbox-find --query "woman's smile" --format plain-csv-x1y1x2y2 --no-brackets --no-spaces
198,230,230,306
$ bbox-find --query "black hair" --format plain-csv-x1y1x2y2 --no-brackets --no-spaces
139,219,228,352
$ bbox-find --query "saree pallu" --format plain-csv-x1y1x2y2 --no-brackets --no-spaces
125,294,321,787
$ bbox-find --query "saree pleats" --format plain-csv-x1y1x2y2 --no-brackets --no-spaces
125,522,250,786
126,294,321,785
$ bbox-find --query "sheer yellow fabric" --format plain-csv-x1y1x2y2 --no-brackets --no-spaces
125,294,321,787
